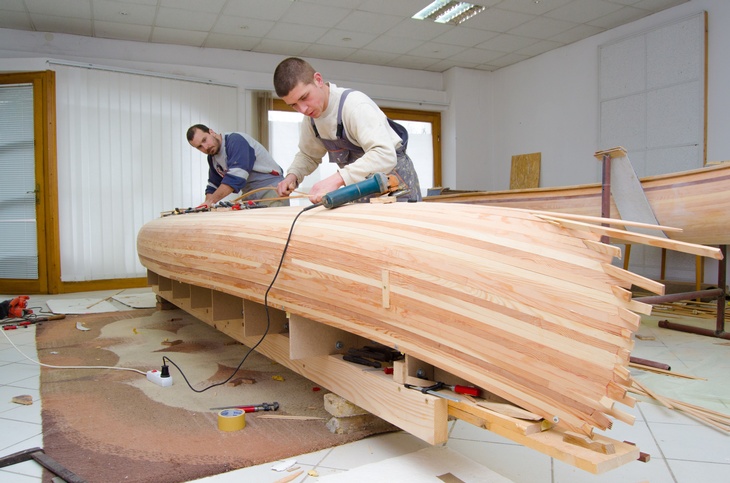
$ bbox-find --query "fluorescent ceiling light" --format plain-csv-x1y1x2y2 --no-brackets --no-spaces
412,1,485,25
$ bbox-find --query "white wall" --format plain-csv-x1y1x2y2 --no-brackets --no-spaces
489,0,730,193
485,0,729,284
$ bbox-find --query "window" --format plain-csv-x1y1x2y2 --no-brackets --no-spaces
269,99,440,205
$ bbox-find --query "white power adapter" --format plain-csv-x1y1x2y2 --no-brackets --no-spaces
146,369,173,387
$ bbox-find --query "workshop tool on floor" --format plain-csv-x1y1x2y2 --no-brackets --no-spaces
347,345,403,363
321,172,401,209
0,447,86,483
404,381,479,402
0,295,32,320
2,314,65,330
343,354,382,368
209,401,280,413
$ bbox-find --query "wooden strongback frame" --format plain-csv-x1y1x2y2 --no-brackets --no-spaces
147,270,642,475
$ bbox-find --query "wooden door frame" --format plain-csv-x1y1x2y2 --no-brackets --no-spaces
0,71,58,294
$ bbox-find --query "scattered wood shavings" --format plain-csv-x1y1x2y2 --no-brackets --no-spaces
272,375,285,382
161,339,183,346
76,322,90,331
12,395,33,405
226,377,255,387
307,469,319,477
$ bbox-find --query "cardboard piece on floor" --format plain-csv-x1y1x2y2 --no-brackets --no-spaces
317,446,513,482
112,292,157,309
46,298,119,314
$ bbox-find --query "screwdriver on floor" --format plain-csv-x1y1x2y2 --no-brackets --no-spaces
209,402,279,413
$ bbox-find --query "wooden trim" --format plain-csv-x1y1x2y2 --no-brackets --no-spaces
57,277,148,294
0,71,57,294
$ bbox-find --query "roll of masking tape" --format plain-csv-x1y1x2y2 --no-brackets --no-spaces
217,409,246,432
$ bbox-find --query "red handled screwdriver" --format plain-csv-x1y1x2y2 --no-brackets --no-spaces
210,402,279,413
444,384,479,397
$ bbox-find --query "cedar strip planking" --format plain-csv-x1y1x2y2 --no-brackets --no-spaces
137,203,715,436
427,162,730,245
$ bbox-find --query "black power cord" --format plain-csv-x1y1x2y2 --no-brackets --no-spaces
163,202,322,393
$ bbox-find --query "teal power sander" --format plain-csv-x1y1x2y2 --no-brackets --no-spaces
320,173,401,209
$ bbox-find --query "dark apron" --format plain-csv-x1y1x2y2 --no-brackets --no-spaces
310,90,421,202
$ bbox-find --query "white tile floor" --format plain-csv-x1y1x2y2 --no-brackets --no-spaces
1,290,729,482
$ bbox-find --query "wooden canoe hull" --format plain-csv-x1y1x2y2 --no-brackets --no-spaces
137,203,647,437
426,163,730,245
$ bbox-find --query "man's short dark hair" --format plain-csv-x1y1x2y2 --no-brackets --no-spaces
273,57,316,98
186,124,210,142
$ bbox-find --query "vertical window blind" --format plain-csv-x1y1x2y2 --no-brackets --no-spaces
0,84,37,279
54,64,237,281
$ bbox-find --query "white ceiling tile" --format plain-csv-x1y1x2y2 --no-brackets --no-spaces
363,35,423,55
25,0,91,18
546,0,623,24
387,54,440,70
495,0,574,15
357,0,458,17
426,58,479,72
212,15,275,38
433,27,499,48
301,44,357,61
344,49,400,66
92,1,156,25
509,15,578,39
1,0,26,11
407,41,468,60
478,33,537,53
316,29,376,49
223,0,294,21
0,10,33,30
549,23,604,44
449,47,506,64
336,11,402,35
150,27,207,46
265,22,327,43
113,0,157,5
155,7,218,31
280,1,351,28
93,20,151,41
2,0,691,72
254,38,309,56
489,51,531,67
588,6,651,29
204,33,261,51
464,7,534,33
387,18,454,42
634,0,687,10
160,0,227,11
30,14,92,35
515,39,565,57
299,0,362,8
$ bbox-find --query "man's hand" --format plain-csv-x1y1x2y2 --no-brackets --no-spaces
277,174,299,197
202,184,234,207
308,172,345,204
